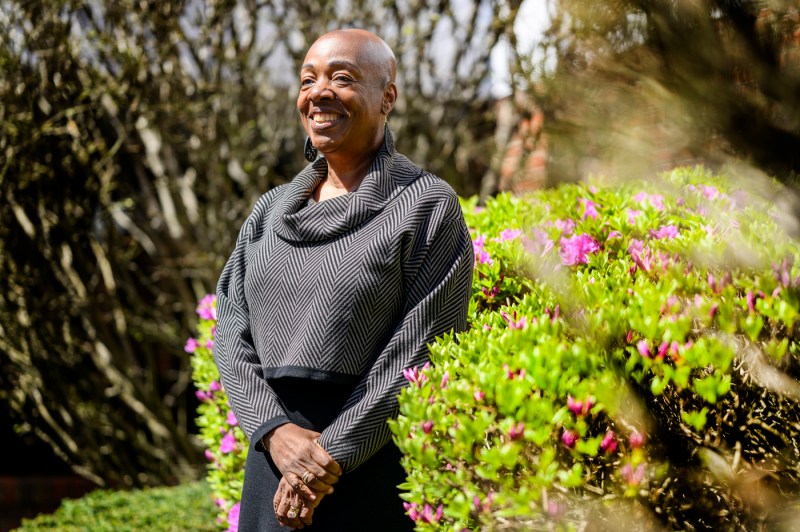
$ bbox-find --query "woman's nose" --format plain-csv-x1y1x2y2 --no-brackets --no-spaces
308,78,335,101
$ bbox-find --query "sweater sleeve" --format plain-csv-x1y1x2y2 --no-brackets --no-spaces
316,209,474,472
214,196,291,451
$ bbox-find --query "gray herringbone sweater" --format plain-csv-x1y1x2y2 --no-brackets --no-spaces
213,130,473,472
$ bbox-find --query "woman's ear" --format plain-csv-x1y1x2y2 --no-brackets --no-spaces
381,83,398,115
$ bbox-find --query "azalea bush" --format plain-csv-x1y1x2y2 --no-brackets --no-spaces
189,167,800,530
391,167,800,530
189,296,245,532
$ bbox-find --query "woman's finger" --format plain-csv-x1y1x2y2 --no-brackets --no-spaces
305,473,340,496
299,504,314,526
310,441,343,476
275,481,294,527
288,471,319,502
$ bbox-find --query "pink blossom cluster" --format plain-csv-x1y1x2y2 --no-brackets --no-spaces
196,294,217,321
473,492,494,513
196,380,222,401
508,422,525,440
402,362,431,388
403,502,443,523
632,192,665,211
184,337,214,353
522,228,554,257
500,309,528,329
559,233,600,266
225,502,240,532
580,198,600,220
567,395,594,416
472,235,493,266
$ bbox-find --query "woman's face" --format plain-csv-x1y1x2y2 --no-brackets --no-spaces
297,33,395,162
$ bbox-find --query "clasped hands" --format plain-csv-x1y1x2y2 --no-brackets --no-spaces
266,424,342,529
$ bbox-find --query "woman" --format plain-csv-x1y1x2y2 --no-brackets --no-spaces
213,29,473,530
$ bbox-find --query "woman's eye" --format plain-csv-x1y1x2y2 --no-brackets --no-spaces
333,76,352,84
301,78,315,86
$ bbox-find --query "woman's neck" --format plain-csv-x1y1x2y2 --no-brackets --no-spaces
313,140,383,202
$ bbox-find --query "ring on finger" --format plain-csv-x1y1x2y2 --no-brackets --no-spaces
287,506,300,519
302,471,314,485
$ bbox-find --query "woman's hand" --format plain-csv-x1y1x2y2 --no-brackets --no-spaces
274,476,316,529
266,423,342,501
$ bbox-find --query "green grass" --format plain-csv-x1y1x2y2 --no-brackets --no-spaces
17,481,219,531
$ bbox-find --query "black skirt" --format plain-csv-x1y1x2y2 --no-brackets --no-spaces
237,378,414,532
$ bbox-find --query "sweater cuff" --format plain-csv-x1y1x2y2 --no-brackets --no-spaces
250,416,291,452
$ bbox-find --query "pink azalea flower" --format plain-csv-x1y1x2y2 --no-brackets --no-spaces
649,194,665,211
547,500,565,519
554,218,576,235
419,504,443,523
209,380,222,392
184,338,199,353
629,431,646,448
475,249,494,266
607,230,622,241
628,239,654,272
474,390,485,402
500,310,527,329
226,410,238,426
205,339,214,350
633,192,665,211
220,431,237,454
626,209,643,225
523,228,554,257
440,371,449,389
746,291,757,313
651,225,679,240
472,235,487,249
600,430,618,454
482,285,499,299
204,449,215,461
403,502,420,521
402,366,428,388
196,294,217,321
580,198,600,220
211,325,217,337
214,498,226,508
637,339,651,358
421,421,434,434
559,233,600,266
561,430,578,449
508,422,525,441
226,502,240,532
700,185,720,200
621,463,646,486
497,228,522,241
567,395,594,416
195,390,212,401
657,341,669,360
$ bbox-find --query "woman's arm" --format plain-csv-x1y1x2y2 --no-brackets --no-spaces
316,210,474,472
213,195,292,449
214,194,341,498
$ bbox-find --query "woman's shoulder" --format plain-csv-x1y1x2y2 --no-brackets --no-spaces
402,171,462,218
248,184,291,218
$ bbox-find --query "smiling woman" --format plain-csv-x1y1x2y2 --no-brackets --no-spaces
296,30,398,202
212,29,474,531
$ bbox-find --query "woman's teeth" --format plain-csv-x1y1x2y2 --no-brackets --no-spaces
313,113,340,123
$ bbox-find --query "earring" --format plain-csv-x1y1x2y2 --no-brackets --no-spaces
304,136,318,162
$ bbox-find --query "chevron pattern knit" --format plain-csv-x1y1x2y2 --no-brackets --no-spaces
214,129,474,473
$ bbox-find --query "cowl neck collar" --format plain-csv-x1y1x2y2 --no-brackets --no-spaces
271,128,423,242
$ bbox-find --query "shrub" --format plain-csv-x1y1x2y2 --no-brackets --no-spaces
17,482,217,531
190,167,800,530
390,167,800,530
